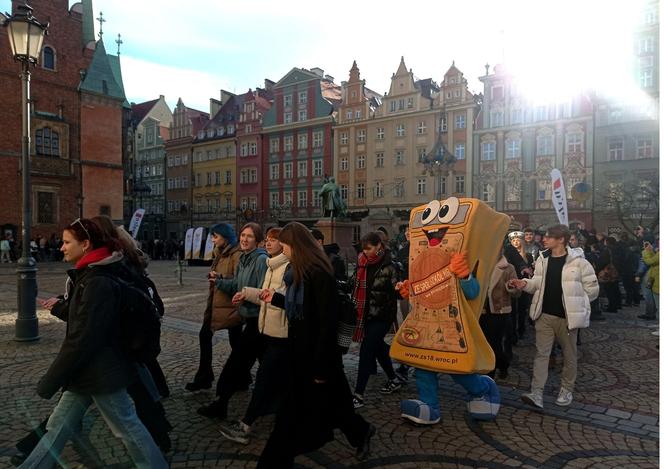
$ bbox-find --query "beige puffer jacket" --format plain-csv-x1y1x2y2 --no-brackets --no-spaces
242,253,289,338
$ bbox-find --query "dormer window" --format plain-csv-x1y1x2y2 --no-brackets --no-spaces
198,130,205,139
207,129,214,138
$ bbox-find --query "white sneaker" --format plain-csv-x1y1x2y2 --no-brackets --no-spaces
555,388,573,406
521,391,544,409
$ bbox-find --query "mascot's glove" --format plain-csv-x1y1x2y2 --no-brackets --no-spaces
396,280,410,299
450,251,471,279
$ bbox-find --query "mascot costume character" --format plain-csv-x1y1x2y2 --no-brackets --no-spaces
390,197,509,424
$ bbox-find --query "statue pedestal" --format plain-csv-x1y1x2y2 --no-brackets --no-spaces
314,219,356,263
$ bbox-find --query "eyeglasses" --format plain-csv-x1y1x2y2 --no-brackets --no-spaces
70,218,91,240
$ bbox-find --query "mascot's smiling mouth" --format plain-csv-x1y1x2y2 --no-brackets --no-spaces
423,227,448,247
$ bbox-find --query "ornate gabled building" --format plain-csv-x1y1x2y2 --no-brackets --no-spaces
0,0,127,240
164,98,208,239
335,58,477,238
236,83,274,224
129,95,172,240
191,92,243,228
473,64,594,230
262,67,339,225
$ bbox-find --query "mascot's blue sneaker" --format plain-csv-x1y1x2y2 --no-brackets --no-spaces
400,399,441,425
466,376,500,421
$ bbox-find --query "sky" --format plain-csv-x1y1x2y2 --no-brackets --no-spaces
0,0,651,112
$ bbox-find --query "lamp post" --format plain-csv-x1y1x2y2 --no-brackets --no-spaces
5,3,48,341
421,113,456,200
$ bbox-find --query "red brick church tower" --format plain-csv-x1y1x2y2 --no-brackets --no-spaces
0,0,127,241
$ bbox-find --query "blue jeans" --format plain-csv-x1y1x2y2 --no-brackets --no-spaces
354,319,396,396
415,369,489,414
19,389,167,469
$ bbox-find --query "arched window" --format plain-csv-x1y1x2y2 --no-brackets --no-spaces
36,127,60,157
42,46,55,70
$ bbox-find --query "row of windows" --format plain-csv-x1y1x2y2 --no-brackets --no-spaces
167,200,189,213
269,160,324,179
338,146,467,171
269,132,324,152
193,148,233,162
489,104,572,127
36,127,60,156
240,168,258,184
338,118,463,145
283,91,309,108
608,137,654,161
136,164,163,178
194,198,234,212
269,190,322,209
333,176,468,201
167,177,189,189
197,125,235,140
283,110,308,123
167,154,189,167
480,132,584,160
477,179,588,203
194,171,232,187
239,142,258,157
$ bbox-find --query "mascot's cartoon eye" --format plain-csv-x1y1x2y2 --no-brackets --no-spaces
421,200,441,225
438,197,460,224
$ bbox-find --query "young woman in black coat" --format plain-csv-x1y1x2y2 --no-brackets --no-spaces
350,232,404,408
258,222,375,467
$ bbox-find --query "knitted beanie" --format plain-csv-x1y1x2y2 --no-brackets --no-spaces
210,223,237,246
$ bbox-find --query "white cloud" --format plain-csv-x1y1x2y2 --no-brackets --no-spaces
120,55,229,112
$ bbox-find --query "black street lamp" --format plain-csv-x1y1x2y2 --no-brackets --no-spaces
4,2,48,341
421,113,456,200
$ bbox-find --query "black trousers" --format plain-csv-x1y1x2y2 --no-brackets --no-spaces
621,274,640,305
215,317,260,407
243,336,289,426
603,281,621,312
193,313,242,384
480,313,512,374
257,366,369,468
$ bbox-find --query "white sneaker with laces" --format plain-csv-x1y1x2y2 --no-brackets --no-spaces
521,391,544,409
353,394,365,409
555,388,573,407
218,420,251,445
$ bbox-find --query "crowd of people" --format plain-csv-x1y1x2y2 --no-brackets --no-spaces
10,215,659,467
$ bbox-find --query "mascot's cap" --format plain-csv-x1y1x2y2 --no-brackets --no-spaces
508,231,525,241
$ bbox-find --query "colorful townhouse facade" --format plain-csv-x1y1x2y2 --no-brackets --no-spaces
335,58,477,238
164,98,208,239
261,67,340,226
191,92,242,228
472,64,594,230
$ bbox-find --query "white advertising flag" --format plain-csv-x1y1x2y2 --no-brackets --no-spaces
203,233,215,261
128,209,145,239
184,228,194,260
550,169,569,226
192,227,205,259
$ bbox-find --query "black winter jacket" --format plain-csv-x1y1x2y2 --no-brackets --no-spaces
351,251,402,324
37,252,134,399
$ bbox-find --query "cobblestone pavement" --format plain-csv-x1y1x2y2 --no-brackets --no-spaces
0,261,659,468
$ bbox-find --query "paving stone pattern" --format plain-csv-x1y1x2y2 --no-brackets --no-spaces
0,261,659,468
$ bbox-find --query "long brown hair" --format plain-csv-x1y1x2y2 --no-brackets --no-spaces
278,222,332,285
91,215,144,270
64,217,120,251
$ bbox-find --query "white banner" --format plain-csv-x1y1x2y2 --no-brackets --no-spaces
203,233,215,261
192,227,205,259
128,209,145,239
550,169,569,226
184,228,194,260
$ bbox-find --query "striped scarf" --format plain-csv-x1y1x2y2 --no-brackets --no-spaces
352,249,384,342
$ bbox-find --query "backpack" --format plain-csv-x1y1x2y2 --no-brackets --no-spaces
111,274,163,363
336,279,356,354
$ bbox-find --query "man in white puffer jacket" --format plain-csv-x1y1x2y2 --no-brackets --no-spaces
510,224,599,409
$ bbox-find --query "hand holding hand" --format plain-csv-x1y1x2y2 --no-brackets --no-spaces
508,279,527,290
395,280,410,299
232,292,246,305
450,251,471,279
259,288,274,303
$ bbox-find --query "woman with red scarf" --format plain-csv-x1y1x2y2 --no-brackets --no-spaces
19,218,167,469
351,232,405,409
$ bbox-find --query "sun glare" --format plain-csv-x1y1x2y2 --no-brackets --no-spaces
498,0,647,105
